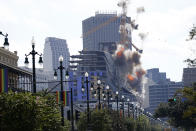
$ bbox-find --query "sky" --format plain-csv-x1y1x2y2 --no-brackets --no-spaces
0,0,196,82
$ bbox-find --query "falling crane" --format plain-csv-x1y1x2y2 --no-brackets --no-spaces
81,0,144,54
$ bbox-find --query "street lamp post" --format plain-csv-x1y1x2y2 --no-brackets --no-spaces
116,91,119,113
97,80,101,110
65,71,75,131
132,104,135,119
135,106,138,119
127,98,130,117
54,69,75,131
24,37,43,93
53,55,67,127
70,87,74,131
84,72,90,124
122,95,125,118
0,31,9,50
59,56,64,126
106,85,110,109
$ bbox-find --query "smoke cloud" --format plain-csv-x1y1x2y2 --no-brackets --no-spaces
113,44,145,96
113,0,146,103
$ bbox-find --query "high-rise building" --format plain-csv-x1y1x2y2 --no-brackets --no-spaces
148,82,183,113
145,68,183,113
82,11,131,51
146,68,170,84
182,68,196,86
43,37,70,91
43,37,70,72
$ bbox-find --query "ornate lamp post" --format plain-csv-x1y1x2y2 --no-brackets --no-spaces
127,98,130,117
85,72,90,124
97,80,101,110
81,72,90,124
0,31,9,50
122,95,125,118
116,91,119,113
53,55,68,126
24,37,43,93
106,85,110,108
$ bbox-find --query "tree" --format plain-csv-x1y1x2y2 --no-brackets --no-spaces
0,91,70,131
109,110,127,131
124,117,136,131
135,115,152,131
77,109,112,131
185,25,196,67
154,85,196,129
188,25,196,40
90,109,112,131
76,112,88,131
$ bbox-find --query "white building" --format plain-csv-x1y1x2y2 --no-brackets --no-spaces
43,37,70,72
43,37,70,91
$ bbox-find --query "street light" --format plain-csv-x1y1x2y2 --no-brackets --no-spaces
53,55,68,127
54,69,75,131
106,85,110,109
68,73,75,131
24,37,43,93
90,83,94,91
116,91,119,113
84,72,90,124
127,98,130,117
97,80,101,110
54,70,57,80
122,95,125,118
0,31,9,50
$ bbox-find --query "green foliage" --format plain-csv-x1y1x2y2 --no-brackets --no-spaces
109,110,127,131
154,103,168,118
135,115,151,131
154,85,196,129
90,109,112,131
77,109,112,131
64,119,71,131
150,125,162,131
0,91,68,131
124,117,136,131
76,112,87,131
77,109,164,131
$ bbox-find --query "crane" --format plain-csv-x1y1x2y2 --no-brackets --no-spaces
81,0,143,53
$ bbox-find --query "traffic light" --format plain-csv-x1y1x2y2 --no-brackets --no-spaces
168,98,176,102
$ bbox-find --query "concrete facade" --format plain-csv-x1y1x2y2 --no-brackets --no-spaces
43,37,70,72
182,68,196,86
0,47,32,92
145,68,183,113
82,12,131,51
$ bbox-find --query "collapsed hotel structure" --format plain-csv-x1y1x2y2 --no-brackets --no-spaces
69,0,145,102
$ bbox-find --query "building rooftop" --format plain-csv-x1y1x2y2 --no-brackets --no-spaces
95,11,117,16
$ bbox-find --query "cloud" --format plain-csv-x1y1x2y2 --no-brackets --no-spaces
131,4,196,81
0,3,18,24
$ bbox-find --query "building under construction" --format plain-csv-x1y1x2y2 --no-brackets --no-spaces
70,0,145,102
69,50,117,90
